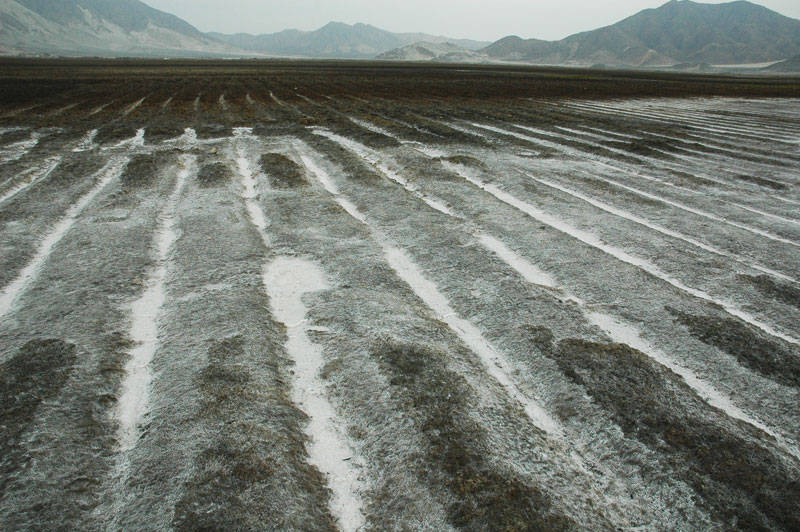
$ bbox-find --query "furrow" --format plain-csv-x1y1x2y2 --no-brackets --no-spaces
235,129,366,531
470,122,800,248
477,233,800,461
116,155,192,452
446,163,800,346
0,157,127,320
519,171,797,283
0,156,61,207
299,150,563,437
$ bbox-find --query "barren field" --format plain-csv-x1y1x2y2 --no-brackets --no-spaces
1,60,799,531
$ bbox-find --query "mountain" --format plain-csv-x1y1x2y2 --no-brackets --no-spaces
209,22,489,59
0,0,249,57
376,41,488,63
482,0,800,67
764,54,800,71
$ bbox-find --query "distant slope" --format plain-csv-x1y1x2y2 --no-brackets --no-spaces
764,54,800,72
0,0,250,57
375,41,487,63
483,0,800,67
209,22,489,59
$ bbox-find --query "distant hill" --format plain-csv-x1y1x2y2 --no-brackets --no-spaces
209,22,489,59
482,0,800,67
0,0,249,57
764,54,800,72
375,42,487,63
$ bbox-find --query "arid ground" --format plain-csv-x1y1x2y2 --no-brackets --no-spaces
1,59,799,531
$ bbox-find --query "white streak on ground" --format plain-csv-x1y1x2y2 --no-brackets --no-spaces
300,149,563,437
218,93,227,111
47,102,80,117
235,129,365,530
161,96,173,110
522,172,797,283
234,129,269,238
72,129,99,153
0,157,127,320
471,122,800,249
347,116,447,158
103,129,145,151
269,91,289,109
313,129,455,216
531,123,799,192
565,101,797,145
0,156,61,207
87,101,115,117
445,163,800,346
478,233,800,461
117,155,192,452
264,258,366,532
0,133,40,164
245,93,256,106
732,204,800,228
120,97,146,118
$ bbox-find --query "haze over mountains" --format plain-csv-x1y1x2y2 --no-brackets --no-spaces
1,0,799,69
0,0,244,57
209,23,488,59
481,0,800,67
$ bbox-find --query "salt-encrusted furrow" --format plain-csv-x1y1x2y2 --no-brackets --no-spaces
87,100,115,117
0,156,61,207
314,129,455,216
470,122,800,248
0,132,40,164
619,100,800,137
0,157,128,320
547,128,800,224
569,100,793,140
566,101,798,145
531,100,800,162
72,129,99,152
549,123,799,187
521,171,797,282
446,163,800,346
120,97,146,118
116,155,192,452
516,123,797,191
235,129,366,531
561,100,788,144
300,151,563,437
476,234,800,461
102,128,145,151
264,258,366,532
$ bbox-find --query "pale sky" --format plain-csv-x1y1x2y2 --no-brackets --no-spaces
144,0,800,41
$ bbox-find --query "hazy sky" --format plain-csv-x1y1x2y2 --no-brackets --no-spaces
145,0,800,41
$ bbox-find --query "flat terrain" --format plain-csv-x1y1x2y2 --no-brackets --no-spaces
1,60,799,531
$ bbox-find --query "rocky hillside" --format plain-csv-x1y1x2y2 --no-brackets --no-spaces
375,41,487,63
210,22,489,59
764,54,800,72
0,0,247,57
483,0,800,67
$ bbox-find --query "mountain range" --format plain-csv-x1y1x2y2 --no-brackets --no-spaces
0,0,245,57
1,0,799,69
481,0,800,67
209,23,488,59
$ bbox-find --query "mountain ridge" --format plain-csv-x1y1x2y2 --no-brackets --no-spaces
481,0,800,66
208,22,489,59
0,0,251,57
